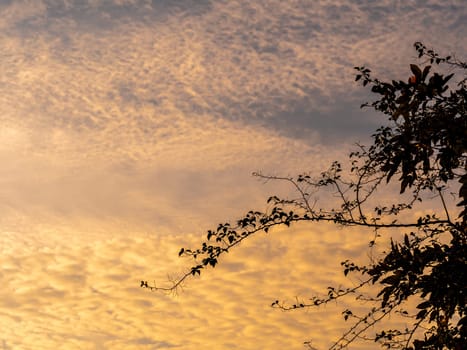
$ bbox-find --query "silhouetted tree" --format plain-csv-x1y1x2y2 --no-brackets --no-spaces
143,43,466,349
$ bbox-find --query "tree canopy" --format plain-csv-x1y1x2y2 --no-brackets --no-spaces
143,43,466,349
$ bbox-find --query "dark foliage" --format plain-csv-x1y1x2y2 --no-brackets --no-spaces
143,43,466,349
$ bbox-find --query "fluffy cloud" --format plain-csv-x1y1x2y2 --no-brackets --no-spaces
0,222,382,350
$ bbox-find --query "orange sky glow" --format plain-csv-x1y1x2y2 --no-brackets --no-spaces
0,1,465,349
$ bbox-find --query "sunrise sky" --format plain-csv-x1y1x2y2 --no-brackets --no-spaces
0,1,466,349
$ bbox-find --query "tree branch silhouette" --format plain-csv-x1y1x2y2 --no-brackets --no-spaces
143,42,466,349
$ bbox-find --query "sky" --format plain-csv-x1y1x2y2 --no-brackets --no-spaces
0,1,465,349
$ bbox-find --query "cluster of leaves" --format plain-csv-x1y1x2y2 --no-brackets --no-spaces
356,43,466,198
143,43,466,349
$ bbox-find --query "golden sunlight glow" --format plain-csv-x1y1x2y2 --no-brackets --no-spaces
0,1,464,349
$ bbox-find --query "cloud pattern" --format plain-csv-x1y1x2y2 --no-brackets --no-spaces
0,0,465,349
1,224,381,350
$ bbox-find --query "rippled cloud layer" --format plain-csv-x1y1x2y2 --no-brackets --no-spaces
0,0,465,349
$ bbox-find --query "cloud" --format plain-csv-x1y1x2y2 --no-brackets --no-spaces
0,1,465,349
0,222,382,350
2,0,465,143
